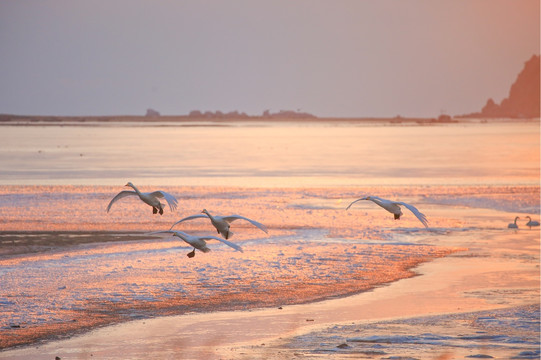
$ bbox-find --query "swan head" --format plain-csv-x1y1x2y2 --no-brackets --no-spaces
171,231,186,240
201,209,210,215
525,216,532,220
125,182,135,189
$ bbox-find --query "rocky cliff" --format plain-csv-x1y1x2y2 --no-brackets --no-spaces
475,55,540,118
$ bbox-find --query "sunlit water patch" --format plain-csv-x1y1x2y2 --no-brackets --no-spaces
273,305,540,360
0,234,458,349
0,184,538,350
0,121,538,187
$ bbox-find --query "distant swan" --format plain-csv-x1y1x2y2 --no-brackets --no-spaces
149,230,243,258
170,209,268,239
525,216,540,229
106,182,178,215
346,195,429,228
508,216,520,229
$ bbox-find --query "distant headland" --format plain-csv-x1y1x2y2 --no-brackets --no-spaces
459,54,540,119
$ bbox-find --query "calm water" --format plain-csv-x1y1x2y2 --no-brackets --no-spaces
0,120,538,186
0,119,539,353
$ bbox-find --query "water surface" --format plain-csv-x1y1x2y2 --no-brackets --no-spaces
1,120,538,186
0,119,539,354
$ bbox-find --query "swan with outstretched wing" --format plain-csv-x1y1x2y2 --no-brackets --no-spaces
170,209,268,239
106,182,178,215
346,195,429,228
149,230,243,258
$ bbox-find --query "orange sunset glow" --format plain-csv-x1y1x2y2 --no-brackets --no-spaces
0,1,539,359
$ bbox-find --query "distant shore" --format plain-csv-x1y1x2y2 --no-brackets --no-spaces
0,113,464,125
2,113,539,127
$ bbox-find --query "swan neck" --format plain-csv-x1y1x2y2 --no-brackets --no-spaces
129,183,141,195
369,198,383,206
204,211,215,221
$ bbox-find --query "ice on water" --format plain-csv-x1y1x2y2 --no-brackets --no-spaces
0,120,538,351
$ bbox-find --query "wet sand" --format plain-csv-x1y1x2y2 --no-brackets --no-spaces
1,220,538,359
0,232,457,350
0,187,538,359
0,119,538,359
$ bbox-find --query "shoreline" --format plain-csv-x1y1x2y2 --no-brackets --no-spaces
2,225,538,359
1,114,538,127
0,231,459,350
0,184,538,358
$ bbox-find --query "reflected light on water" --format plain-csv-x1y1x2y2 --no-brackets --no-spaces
0,233,459,349
0,121,538,186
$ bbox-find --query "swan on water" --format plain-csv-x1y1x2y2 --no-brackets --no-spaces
106,182,178,215
149,230,243,258
170,209,268,239
525,216,540,229
508,216,520,229
346,195,429,228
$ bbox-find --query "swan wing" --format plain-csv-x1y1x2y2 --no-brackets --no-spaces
345,197,368,210
169,214,207,230
200,235,244,252
147,230,195,247
395,201,429,228
150,191,178,211
106,190,138,212
366,196,387,203
147,230,175,236
147,230,188,240
222,215,268,233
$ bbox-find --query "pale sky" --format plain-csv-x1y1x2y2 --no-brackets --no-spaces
0,0,539,118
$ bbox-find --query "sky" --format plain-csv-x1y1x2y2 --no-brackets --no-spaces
0,0,539,118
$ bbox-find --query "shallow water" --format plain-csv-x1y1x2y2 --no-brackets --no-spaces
269,305,540,360
0,184,470,348
0,120,539,354
0,120,538,186
0,184,538,350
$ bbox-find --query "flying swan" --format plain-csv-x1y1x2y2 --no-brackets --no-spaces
525,216,540,229
170,209,268,239
149,230,243,258
346,195,429,228
508,216,520,229
106,182,178,215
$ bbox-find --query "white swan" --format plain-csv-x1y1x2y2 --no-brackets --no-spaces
346,195,429,228
525,216,540,229
170,209,268,239
149,230,243,258
508,216,520,229
106,182,178,215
